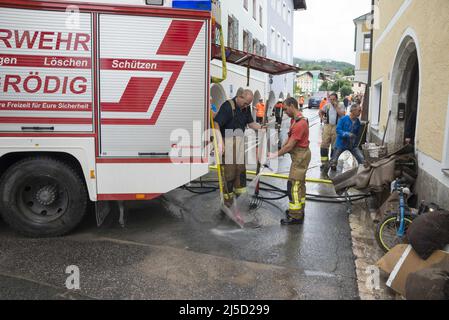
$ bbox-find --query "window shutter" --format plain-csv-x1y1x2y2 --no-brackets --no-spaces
233,18,239,50
227,16,234,48
248,32,253,53
261,44,266,57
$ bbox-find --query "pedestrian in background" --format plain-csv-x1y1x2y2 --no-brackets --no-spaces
319,97,327,124
273,98,284,128
319,97,327,111
254,98,266,124
343,96,349,110
319,93,346,171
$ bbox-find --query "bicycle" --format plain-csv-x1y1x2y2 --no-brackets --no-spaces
375,178,415,252
375,178,440,252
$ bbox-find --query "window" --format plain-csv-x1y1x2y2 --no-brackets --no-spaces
277,0,281,15
227,16,233,48
364,34,371,51
243,0,248,10
259,6,263,27
270,28,276,53
253,0,257,20
288,8,292,25
260,44,266,57
252,39,257,54
371,82,383,128
287,41,291,62
227,16,239,50
243,30,249,52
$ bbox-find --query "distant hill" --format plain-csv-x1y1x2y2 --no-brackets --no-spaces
294,58,354,73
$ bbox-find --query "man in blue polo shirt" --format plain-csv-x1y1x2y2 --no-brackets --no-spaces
330,104,365,169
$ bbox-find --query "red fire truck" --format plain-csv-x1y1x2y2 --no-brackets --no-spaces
0,0,211,236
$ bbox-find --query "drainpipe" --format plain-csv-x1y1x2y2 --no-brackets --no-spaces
362,0,375,122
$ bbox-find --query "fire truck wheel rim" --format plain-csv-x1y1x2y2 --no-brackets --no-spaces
17,176,69,224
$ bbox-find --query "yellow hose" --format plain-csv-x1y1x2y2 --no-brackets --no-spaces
209,165,333,185
211,24,227,84
209,114,225,202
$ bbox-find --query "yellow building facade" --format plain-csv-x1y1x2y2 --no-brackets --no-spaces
353,13,371,84
369,0,449,208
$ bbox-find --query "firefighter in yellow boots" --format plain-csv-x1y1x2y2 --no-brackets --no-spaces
214,89,265,207
268,98,311,225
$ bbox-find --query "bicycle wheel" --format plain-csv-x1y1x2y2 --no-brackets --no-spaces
375,213,414,253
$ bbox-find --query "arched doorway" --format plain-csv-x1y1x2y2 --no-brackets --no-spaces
210,84,227,111
389,35,420,150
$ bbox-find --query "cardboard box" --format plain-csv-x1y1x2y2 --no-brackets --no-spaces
376,244,449,297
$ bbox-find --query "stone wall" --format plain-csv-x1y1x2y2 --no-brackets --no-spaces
415,168,449,211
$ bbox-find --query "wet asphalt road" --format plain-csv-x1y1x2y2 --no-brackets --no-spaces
0,107,359,300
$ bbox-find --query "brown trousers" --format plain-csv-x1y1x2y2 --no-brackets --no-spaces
321,124,336,164
288,147,311,219
221,136,246,202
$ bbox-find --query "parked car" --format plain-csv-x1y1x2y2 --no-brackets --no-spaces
308,96,323,109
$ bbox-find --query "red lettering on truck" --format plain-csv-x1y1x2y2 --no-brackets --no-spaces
14,31,39,48
0,29,12,48
0,30,90,51
1,73,87,95
3,74,21,93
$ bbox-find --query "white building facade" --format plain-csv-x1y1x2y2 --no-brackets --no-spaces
210,0,268,109
265,0,306,113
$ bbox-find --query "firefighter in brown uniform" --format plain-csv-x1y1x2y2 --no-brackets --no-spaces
268,97,311,225
319,93,345,171
214,89,265,207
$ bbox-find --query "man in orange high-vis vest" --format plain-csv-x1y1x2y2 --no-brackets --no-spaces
254,98,266,124
319,97,327,110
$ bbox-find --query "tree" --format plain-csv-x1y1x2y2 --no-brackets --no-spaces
342,67,355,76
330,79,352,93
294,83,302,97
330,81,340,92
319,81,329,91
340,85,353,98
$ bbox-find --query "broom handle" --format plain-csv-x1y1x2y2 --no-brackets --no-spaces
382,110,392,146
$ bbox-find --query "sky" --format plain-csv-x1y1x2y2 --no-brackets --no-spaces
294,0,372,65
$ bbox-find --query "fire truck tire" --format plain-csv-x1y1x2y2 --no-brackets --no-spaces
0,156,88,237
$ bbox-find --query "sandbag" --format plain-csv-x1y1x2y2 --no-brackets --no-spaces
405,267,449,300
407,211,449,260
